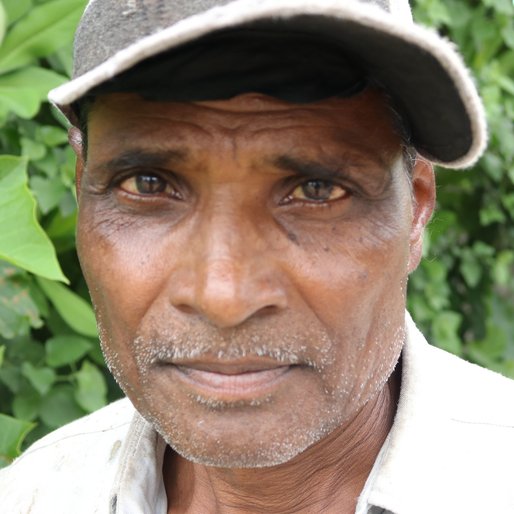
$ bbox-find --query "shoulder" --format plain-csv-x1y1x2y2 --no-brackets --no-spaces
0,398,135,514
382,320,514,513
417,337,514,425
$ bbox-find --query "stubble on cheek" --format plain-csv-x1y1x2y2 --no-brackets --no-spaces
94,303,405,468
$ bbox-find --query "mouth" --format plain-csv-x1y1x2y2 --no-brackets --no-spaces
158,359,297,403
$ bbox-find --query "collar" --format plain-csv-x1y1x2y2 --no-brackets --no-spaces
361,313,514,514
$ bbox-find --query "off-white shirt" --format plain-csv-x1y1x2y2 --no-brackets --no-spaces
2,313,514,513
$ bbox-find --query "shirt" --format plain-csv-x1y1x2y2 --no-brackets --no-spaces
2,313,514,513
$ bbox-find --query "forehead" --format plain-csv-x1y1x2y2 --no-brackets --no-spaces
86,89,403,165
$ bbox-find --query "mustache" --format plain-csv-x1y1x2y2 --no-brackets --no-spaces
132,318,337,371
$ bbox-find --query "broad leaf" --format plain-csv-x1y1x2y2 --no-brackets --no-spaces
37,277,97,337
2,0,32,26
74,361,107,412
0,413,34,466
0,262,42,339
46,334,92,367
0,155,66,281
0,0,86,74
12,387,41,421
40,385,84,429
0,67,66,118
0,1,7,46
21,362,55,395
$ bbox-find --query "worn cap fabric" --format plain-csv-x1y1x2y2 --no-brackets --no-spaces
48,0,488,169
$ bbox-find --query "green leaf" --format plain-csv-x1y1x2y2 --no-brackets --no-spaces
460,250,482,288
46,335,92,367
0,67,67,118
0,413,34,465
30,175,67,214
432,311,463,355
0,345,5,367
12,387,41,421
36,125,68,147
39,384,85,429
0,1,7,46
21,137,46,160
0,262,42,339
2,0,32,25
36,277,97,337
0,156,67,281
0,0,86,74
21,362,55,395
74,361,107,412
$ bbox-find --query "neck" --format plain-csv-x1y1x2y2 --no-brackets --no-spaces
165,368,400,514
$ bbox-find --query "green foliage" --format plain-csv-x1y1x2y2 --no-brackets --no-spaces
409,0,514,376
0,0,512,466
0,0,122,468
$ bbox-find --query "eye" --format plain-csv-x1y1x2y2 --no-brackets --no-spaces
288,179,348,203
118,173,179,198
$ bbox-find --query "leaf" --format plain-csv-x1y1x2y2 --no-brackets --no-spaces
37,277,97,337
0,413,35,465
46,335,92,367
39,384,85,429
30,175,67,214
0,0,86,74
0,0,7,46
0,156,67,281
0,66,67,118
74,361,107,412
0,262,42,339
12,387,41,421
0,345,4,367
21,362,56,395
21,137,46,160
432,311,463,355
2,0,32,25
36,125,68,147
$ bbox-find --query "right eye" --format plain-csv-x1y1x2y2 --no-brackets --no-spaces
118,173,178,198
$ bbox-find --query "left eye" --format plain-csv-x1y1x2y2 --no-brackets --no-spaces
289,179,348,203
119,174,173,196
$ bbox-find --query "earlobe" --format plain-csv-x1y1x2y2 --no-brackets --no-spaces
408,158,436,273
69,127,85,197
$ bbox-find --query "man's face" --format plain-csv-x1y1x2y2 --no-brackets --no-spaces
74,89,433,467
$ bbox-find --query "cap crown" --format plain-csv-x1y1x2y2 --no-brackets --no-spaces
74,0,411,78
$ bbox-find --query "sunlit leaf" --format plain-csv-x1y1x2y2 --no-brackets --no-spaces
0,156,66,281
0,0,86,74
0,413,34,466
37,277,97,337
46,335,92,367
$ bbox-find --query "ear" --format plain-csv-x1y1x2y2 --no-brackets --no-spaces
69,127,85,198
408,158,435,273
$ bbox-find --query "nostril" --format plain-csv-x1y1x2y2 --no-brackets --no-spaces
175,304,198,316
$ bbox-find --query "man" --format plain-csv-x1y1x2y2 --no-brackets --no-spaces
1,0,513,513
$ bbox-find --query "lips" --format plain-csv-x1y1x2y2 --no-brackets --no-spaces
162,360,294,401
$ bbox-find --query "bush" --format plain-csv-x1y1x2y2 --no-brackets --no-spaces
0,0,512,466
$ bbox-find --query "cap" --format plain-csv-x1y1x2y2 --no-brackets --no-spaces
48,0,488,168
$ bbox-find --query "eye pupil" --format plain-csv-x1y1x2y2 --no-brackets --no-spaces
302,180,333,201
135,175,166,194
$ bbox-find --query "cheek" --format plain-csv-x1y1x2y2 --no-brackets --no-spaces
76,208,174,391
286,211,410,405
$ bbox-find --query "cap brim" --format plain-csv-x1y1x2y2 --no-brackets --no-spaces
49,0,487,168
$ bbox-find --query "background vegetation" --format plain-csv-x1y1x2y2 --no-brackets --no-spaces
0,0,512,466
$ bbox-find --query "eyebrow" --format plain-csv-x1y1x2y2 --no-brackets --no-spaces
273,155,349,179
101,148,188,172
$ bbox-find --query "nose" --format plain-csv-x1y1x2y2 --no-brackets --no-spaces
168,211,288,328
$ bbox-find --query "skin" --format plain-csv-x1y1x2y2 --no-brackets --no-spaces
71,89,435,513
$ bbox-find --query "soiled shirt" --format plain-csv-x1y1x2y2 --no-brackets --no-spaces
2,313,514,513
